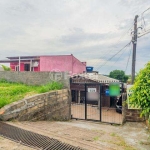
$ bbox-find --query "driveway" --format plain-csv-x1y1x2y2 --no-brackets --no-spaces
0,120,150,150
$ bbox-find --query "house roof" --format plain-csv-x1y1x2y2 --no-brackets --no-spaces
0,58,40,63
0,54,74,63
71,73,120,83
6,54,73,59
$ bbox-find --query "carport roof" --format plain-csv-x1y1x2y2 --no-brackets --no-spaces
71,73,120,83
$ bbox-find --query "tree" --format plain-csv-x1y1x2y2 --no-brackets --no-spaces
130,62,150,123
1,65,11,71
109,70,128,83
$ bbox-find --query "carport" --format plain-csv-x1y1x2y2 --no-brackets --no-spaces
70,73,125,124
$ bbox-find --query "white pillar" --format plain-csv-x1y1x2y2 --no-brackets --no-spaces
19,56,20,71
30,59,32,71
78,91,80,103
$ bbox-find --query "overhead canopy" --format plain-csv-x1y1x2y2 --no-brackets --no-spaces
0,56,40,63
71,73,120,84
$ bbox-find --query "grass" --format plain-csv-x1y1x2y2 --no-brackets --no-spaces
110,132,117,136
0,79,63,108
93,136,99,141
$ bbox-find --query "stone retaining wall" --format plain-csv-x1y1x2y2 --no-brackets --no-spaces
0,89,71,121
122,93,144,122
125,109,144,122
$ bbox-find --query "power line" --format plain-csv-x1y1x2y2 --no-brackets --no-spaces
138,29,150,38
96,41,132,71
92,24,133,68
140,7,150,31
125,44,132,73
103,44,129,74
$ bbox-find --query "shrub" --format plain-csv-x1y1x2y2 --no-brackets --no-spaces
130,62,150,123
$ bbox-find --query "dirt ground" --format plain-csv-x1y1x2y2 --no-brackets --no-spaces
71,104,123,124
0,120,150,150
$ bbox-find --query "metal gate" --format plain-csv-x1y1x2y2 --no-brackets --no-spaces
71,83,123,124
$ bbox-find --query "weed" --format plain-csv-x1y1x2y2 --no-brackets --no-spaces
93,136,99,141
140,141,150,145
0,80,63,108
110,132,117,136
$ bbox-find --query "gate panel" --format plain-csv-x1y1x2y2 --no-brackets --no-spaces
85,84,100,121
71,83,123,124
71,89,85,119
101,95,123,124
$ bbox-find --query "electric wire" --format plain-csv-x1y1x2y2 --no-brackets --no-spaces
141,7,150,31
93,24,134,68
96,41,132,71
95,7,150,75
125,44,132,73
103,44,129,75
138,29,150,38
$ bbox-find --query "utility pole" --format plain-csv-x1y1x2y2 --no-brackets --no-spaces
131,15,138,84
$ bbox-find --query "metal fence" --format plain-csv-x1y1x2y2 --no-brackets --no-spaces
71,83,123,124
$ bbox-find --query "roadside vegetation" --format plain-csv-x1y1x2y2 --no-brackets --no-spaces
109,70,129,83
0,79,63,108
130,61,150,124
1,65,11,71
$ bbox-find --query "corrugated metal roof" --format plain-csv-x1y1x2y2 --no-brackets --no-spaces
71,73,119,83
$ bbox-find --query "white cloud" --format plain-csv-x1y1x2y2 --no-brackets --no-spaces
0,0,149,75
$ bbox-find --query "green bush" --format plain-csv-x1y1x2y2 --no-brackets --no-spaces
130,62,150,123
1,65,11,71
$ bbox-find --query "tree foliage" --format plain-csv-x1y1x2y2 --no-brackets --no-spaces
109,70,128,83
1,65,11,71
130,62,150,122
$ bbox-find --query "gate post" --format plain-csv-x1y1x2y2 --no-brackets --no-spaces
100,84,102,122
85,83,87,120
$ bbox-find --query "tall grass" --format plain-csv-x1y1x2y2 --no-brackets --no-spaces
0,79,63,108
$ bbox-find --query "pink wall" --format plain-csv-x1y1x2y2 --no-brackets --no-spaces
10,62,17,71
40,55,72,73
10,61,40,71
72,56,86,75
10,62,26,71
40,55,86,75
20,63,24,71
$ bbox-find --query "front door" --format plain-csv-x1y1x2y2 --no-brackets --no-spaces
24,64,30,71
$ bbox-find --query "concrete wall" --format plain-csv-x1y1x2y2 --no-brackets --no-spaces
72,56,86,75
40,55,86,75
0,67,4,71
0,71,69,88
0,89,71,121
40,55,72,73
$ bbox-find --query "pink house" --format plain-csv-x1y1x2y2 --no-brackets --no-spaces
0,55,86,75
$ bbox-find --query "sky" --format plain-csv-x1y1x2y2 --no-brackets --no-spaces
0,0,150,75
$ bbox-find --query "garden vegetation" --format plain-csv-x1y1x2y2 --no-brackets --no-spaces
0,79,63,108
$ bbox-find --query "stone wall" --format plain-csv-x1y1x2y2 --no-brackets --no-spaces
125,109,144,122
122,93,144,122
0,71,69,88
122,93,127,123
0,89,71,121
